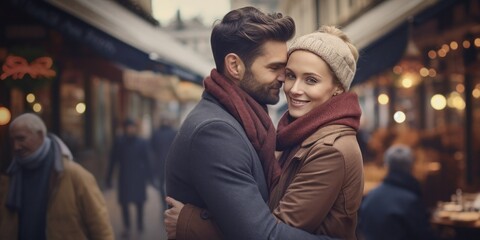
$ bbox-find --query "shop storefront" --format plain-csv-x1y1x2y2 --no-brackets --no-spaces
0,5,128,178
354,0,480,206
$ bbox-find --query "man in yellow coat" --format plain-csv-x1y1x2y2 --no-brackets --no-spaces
0,113,113,240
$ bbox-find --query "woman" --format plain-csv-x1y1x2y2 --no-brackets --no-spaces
165,26,364,240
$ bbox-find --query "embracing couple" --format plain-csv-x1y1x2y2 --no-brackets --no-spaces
164,6,363,240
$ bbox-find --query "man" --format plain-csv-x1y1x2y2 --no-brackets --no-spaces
165,6,331,240
359,144,438,240
150,117,178,211
0,113,113,240
106,118,152,236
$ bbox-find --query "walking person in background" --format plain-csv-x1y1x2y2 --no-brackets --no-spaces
165,25,364,240
358,144,438,240
0,113,113,240
150,116,178,211
106,118,152,238
164,6,332,240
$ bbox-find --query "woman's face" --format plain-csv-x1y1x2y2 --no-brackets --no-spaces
284,50,341,119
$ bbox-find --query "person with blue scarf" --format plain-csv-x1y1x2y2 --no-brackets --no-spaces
0,113,114,240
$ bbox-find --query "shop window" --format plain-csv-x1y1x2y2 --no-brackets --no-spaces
60,69,85,155
91,77,116,155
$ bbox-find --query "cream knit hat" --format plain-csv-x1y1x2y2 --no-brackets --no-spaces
288,27,357,90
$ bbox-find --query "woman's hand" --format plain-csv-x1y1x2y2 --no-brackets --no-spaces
164,196,185,239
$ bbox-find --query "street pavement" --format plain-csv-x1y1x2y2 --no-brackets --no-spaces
103,185,168,240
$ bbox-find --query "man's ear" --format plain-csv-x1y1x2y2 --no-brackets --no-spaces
224,53,245,81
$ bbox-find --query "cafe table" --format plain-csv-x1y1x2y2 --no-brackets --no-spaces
431,202,480,239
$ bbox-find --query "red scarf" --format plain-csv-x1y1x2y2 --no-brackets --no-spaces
276,92,362,151
204,69,280,192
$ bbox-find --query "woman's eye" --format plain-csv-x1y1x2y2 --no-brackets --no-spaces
306,77,318,84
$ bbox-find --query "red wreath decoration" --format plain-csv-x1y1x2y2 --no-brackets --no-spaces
1,55,56,80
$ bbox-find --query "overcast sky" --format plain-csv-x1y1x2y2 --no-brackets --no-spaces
152,0,231,26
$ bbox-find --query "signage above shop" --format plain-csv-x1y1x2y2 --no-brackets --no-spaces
1,55,56,80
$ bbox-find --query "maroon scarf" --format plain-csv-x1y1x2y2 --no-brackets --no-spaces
276,92,362,151
204,69,280,192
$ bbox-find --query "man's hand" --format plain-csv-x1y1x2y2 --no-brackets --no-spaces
164,196,185,239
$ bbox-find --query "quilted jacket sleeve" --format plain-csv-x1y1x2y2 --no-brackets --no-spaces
73,163,114,240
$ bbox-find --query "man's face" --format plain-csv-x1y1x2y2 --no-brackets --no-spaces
239,40,288,105
10,123,44,158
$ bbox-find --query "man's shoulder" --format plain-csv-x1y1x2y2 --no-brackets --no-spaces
172,96,256,161
184,97,244,133
62,159,95,182
192,96,234,118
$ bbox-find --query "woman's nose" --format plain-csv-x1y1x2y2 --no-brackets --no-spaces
289,80,303,95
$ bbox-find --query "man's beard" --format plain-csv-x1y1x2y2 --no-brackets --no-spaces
240,69,280,105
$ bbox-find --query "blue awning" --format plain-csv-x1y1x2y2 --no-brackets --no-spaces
8,0,211,83
353,22,409,85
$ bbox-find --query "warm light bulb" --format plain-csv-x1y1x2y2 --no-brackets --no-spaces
76,103,86,114
393,111,406,123
441,44,450,53
33,103,42,112
378,94,389,105
438,49,447,57
456,84,465,93
419,67,429,77
26,93,36,103
431,94,446,110
401,78,413,88
0,107,11,125
474,38,480,47
450,41,458,50
473,89,480,99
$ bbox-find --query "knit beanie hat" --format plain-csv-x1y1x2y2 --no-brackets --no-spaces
288,28,357,90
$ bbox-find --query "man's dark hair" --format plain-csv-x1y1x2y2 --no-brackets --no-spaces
211,6,295,73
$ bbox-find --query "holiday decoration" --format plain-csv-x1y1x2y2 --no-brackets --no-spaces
1,55,56,80
0,47,56,92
